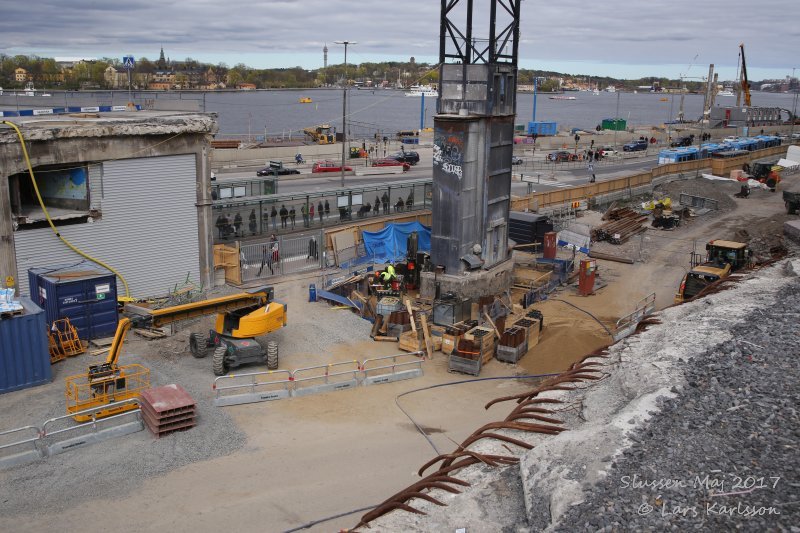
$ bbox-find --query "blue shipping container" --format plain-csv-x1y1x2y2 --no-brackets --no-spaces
527,121,558,136
0,297,51,394
28,261,119,340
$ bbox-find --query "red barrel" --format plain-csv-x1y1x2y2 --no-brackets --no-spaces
578,259,597,296
543,232,557,259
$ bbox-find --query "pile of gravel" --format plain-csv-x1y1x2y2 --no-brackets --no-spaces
554,267,799,531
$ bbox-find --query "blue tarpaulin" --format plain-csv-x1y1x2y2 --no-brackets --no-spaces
362,222,431,263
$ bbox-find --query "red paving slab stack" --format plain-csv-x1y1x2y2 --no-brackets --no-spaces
138,384,197,438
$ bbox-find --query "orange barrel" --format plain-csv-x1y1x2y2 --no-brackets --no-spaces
578,259,597,296
543,232,557,259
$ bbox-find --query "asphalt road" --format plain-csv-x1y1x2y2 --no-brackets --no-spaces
215,152,659,196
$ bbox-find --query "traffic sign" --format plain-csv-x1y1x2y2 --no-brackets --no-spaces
122,55,135,70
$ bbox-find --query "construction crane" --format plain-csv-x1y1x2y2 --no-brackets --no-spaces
739,43,751,107
64,287,287,421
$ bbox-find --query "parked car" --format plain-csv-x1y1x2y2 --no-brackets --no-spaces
547,150,578,162
599,147,618,157
511,155,524,165
311,160,353,173
791,132,800,140
388,151,420,165
670,135,694,148
622,140,648,152
372,158,411,171
256,166,300,176
723,135,739,143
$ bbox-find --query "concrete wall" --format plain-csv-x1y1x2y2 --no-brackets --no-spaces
0,114,217,296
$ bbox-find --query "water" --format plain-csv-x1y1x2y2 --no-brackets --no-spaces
4,88,796,139
201,89,798,139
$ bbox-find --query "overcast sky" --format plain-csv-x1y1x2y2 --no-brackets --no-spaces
1,0,797,81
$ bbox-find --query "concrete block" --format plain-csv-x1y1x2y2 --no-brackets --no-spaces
784,220,800,244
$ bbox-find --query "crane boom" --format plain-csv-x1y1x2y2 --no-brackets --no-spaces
740,43,751,107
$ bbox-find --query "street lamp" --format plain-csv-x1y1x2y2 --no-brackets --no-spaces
334,40,357,188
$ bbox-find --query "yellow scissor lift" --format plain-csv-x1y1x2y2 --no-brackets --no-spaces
65,287,287,421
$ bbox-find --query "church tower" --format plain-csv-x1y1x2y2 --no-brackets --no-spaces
157,47,166,70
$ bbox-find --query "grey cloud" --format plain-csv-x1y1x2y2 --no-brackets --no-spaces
0,0,794,76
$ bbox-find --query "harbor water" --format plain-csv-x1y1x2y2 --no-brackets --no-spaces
2,89,796,139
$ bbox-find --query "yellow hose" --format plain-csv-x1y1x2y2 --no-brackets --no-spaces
2,120,131,298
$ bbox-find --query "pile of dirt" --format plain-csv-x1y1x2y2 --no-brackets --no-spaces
654,176,740,218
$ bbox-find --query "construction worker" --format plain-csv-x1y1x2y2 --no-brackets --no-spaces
380,265,397,289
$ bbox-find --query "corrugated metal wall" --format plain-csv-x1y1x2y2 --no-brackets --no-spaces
14,154,200,298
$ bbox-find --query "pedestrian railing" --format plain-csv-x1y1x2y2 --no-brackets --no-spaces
212,352,425,407
0,399,144,470
212,369,293,407
613,292,657,342
361,352,425,385
0,425,42,469
292,361,361,397
239,231,324,282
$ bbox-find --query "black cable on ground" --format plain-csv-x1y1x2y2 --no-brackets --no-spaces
283,373,562,532
549,298,615,337
281,505,377,533
395,373,562,454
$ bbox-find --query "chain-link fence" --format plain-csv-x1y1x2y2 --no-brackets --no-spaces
239,231,324,282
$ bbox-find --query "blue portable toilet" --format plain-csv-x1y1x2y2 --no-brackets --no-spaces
28,261,119,340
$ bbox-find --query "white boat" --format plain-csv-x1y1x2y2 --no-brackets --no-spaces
22,81,51,97
404,85,438,97
592,89,600,95
549,95,576,100
717,89,735,97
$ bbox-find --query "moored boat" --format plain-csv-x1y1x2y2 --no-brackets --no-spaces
404,85,438,97
549,95,576,100
298,97,313,103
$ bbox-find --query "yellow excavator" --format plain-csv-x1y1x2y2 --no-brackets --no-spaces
65,287,287,421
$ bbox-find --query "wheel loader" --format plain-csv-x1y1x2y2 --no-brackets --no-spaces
65,287,286,421
674,240,751,304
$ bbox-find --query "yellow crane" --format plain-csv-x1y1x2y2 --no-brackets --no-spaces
64,287,287,421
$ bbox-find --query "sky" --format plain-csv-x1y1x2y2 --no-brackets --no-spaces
1,0,797,82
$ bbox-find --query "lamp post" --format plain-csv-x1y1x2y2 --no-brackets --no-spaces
334,40,357,188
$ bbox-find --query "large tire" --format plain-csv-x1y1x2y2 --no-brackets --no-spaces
266,341,279,370
189,333,207,359
212,345,228,376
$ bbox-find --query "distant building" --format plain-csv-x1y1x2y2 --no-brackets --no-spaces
237,83,257,90
103,66,128,89
15,68,28,82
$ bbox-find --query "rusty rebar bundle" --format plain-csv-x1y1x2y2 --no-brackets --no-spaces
353,352,609,529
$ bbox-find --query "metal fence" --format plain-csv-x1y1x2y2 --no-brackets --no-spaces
212,179,432,243
212,352,425,407
239,231,325,282
0,399,144,470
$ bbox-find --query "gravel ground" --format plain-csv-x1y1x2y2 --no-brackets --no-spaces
0,275,377,519
554,263,800,532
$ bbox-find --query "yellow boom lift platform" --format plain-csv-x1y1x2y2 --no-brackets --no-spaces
65,287,287,421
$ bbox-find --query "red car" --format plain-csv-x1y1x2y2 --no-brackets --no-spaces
371,158,411,171
311,160,353,173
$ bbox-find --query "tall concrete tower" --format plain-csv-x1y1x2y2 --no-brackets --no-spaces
423,0,521,299
323,43,328,69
